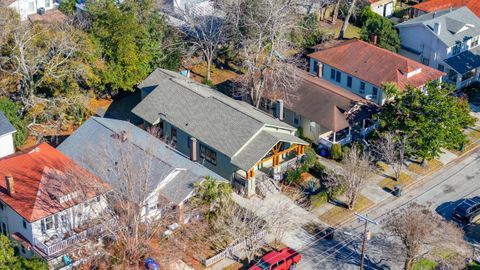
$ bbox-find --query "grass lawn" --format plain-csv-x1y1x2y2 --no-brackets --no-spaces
188,62,238,85
407,159,443,175
468,128,480,142
378,173,414,191
376,161,390,173
319,194,374,226
333,23,361,39
413,258,437,270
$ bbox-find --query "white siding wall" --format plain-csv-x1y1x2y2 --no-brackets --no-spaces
9,0,55,21
0,202,36,258
0,133,15,158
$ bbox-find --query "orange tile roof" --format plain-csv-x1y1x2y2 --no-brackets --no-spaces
413,0,480,17
0,143,110,222
308,40,445,90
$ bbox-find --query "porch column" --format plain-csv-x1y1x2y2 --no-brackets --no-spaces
348,127,351,137
246,168,256,197
333,132,337,143
456,73,462,89
475,68,480,81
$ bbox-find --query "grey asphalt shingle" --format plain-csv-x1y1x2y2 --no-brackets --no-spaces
58,117,225,205
0,112,15,136
396,7,480,47
132,68,295,158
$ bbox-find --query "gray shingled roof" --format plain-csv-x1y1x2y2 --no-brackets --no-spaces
444,46,480,74
396,7,480,47
0,112,15,136
58,117,225,205
231,130,306,171
132,68,296,159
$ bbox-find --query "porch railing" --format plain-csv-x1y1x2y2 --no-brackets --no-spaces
319,135,352,148
33,221,111,257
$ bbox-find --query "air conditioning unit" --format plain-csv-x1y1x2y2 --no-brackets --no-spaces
37,7,45,15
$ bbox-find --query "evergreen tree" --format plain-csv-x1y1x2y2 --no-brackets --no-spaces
359,7,400,52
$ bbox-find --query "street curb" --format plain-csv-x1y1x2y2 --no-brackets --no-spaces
325,142,480,228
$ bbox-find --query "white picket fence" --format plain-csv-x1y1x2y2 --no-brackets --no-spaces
203,231,266,266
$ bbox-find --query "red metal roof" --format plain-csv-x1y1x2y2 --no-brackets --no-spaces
413,0,480,17
0,143,110,222
308,40,445,90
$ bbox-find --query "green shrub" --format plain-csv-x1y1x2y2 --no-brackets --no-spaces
0,97,28,147
331,143,342,161
304,147,317,168
59,0,77,15
327,183,347,199
285,168,302,186
310,190,328,208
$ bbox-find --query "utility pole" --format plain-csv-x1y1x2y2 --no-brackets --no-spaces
355,213,378,270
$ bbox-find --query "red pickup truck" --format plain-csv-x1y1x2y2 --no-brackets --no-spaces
249,247,301,270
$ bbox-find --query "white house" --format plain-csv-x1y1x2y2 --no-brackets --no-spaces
396,7,480,89
0,143,111,269
369,0,396,17
0,112,15,159
3,0,56,21
58,117,227,222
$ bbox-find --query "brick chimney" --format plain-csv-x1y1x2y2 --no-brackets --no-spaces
190,137,197,162
5,175,15,196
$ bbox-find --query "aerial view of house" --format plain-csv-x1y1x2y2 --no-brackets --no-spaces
0,143,110,267
0,0,479,269
132,68,308,197
308,39,445,104
397,6,480,89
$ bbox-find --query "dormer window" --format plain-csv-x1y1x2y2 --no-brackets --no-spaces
403,68,422,78
471,36,479,48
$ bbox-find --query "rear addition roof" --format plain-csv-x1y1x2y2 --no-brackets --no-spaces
444,46,480,74
308,40,445,90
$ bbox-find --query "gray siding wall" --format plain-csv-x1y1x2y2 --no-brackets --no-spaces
284,108,332,143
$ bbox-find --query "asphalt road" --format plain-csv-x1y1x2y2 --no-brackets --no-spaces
292,150,480,270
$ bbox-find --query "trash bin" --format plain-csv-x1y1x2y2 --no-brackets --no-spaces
325,227,334,240
393,184,402,197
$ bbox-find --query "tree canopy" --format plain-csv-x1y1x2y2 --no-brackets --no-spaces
359,7,400,52
0,235,48,270
87,0,182,93
378,82,476,162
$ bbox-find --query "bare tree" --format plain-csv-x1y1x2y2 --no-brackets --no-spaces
220,0,300,108
372,132,407,181
178,2,228,82
339,0,357,39
332,0,342,24
211,201,269,263
383,203,468,270
325,144,373,209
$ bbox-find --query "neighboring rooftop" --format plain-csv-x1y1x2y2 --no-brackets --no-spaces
0,112,15,136
132,69,306,171
289,70,378,132
413,0,480,17
397,7,480,47
308,40,445,90
0,143,110,222
58,117,225,205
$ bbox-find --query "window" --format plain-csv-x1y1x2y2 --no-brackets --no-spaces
438,64,444,72
330,69,335,79
471,36,479,48
309,121,316,134
359,82,365,94
200,144,217,165
293,113,299,125
422,57,429,66
41,216,54,233
347,76,352,88
372,87,378,98
312,61,319,75
1,222,6,236
45,0,50,8
21,245,25,254
0,202,3,210
335,71,341,83
452,44,461,55
22,220,27,229
171,127,177,143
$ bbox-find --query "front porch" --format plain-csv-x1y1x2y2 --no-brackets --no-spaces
233,143,307,197
318,118,377,149
444,47,480,89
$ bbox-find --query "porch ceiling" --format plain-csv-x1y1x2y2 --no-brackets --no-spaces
231,130,307,171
